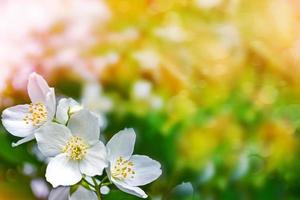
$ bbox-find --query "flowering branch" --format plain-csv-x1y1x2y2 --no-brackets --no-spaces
1,73,162,199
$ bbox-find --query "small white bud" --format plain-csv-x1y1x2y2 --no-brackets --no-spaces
100,186,110,195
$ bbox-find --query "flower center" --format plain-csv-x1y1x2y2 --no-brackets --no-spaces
23,103,48,126
63,136,88,161
111,156,135,180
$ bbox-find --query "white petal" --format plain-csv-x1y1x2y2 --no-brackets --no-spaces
70,186,97,200
79,141,107,177
49,187,70,200
113,180,148,198
126,155,162,186
35,123,72,157
46,154,82,187
12,134,35,147
27,72,53,104
67,110,100,145
2,104,35,137
56,98,82,125
45,88,56,121
106,128,136,162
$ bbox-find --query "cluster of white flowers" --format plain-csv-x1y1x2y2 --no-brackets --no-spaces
1,73,162,199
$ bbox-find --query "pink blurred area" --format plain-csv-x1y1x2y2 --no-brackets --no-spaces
0,0,111,106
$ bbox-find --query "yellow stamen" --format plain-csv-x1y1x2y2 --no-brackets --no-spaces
63,136,88,161
23,103,48,126
112,156,135,180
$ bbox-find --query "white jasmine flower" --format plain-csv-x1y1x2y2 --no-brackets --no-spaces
56,98,83,125
81,82,113,128
106,129,162,198
55,83,114,128
56,91,111,129
1,72,56,146
35,109,107,187
49,186,97,200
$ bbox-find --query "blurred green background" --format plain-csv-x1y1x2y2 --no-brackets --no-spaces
1,0,300,199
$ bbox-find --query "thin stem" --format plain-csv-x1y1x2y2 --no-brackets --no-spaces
100,176,108,184
82,178,95,188
92,177,102,200
101,182,112,187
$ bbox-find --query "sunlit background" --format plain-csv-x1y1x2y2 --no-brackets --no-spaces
1,0,300,199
